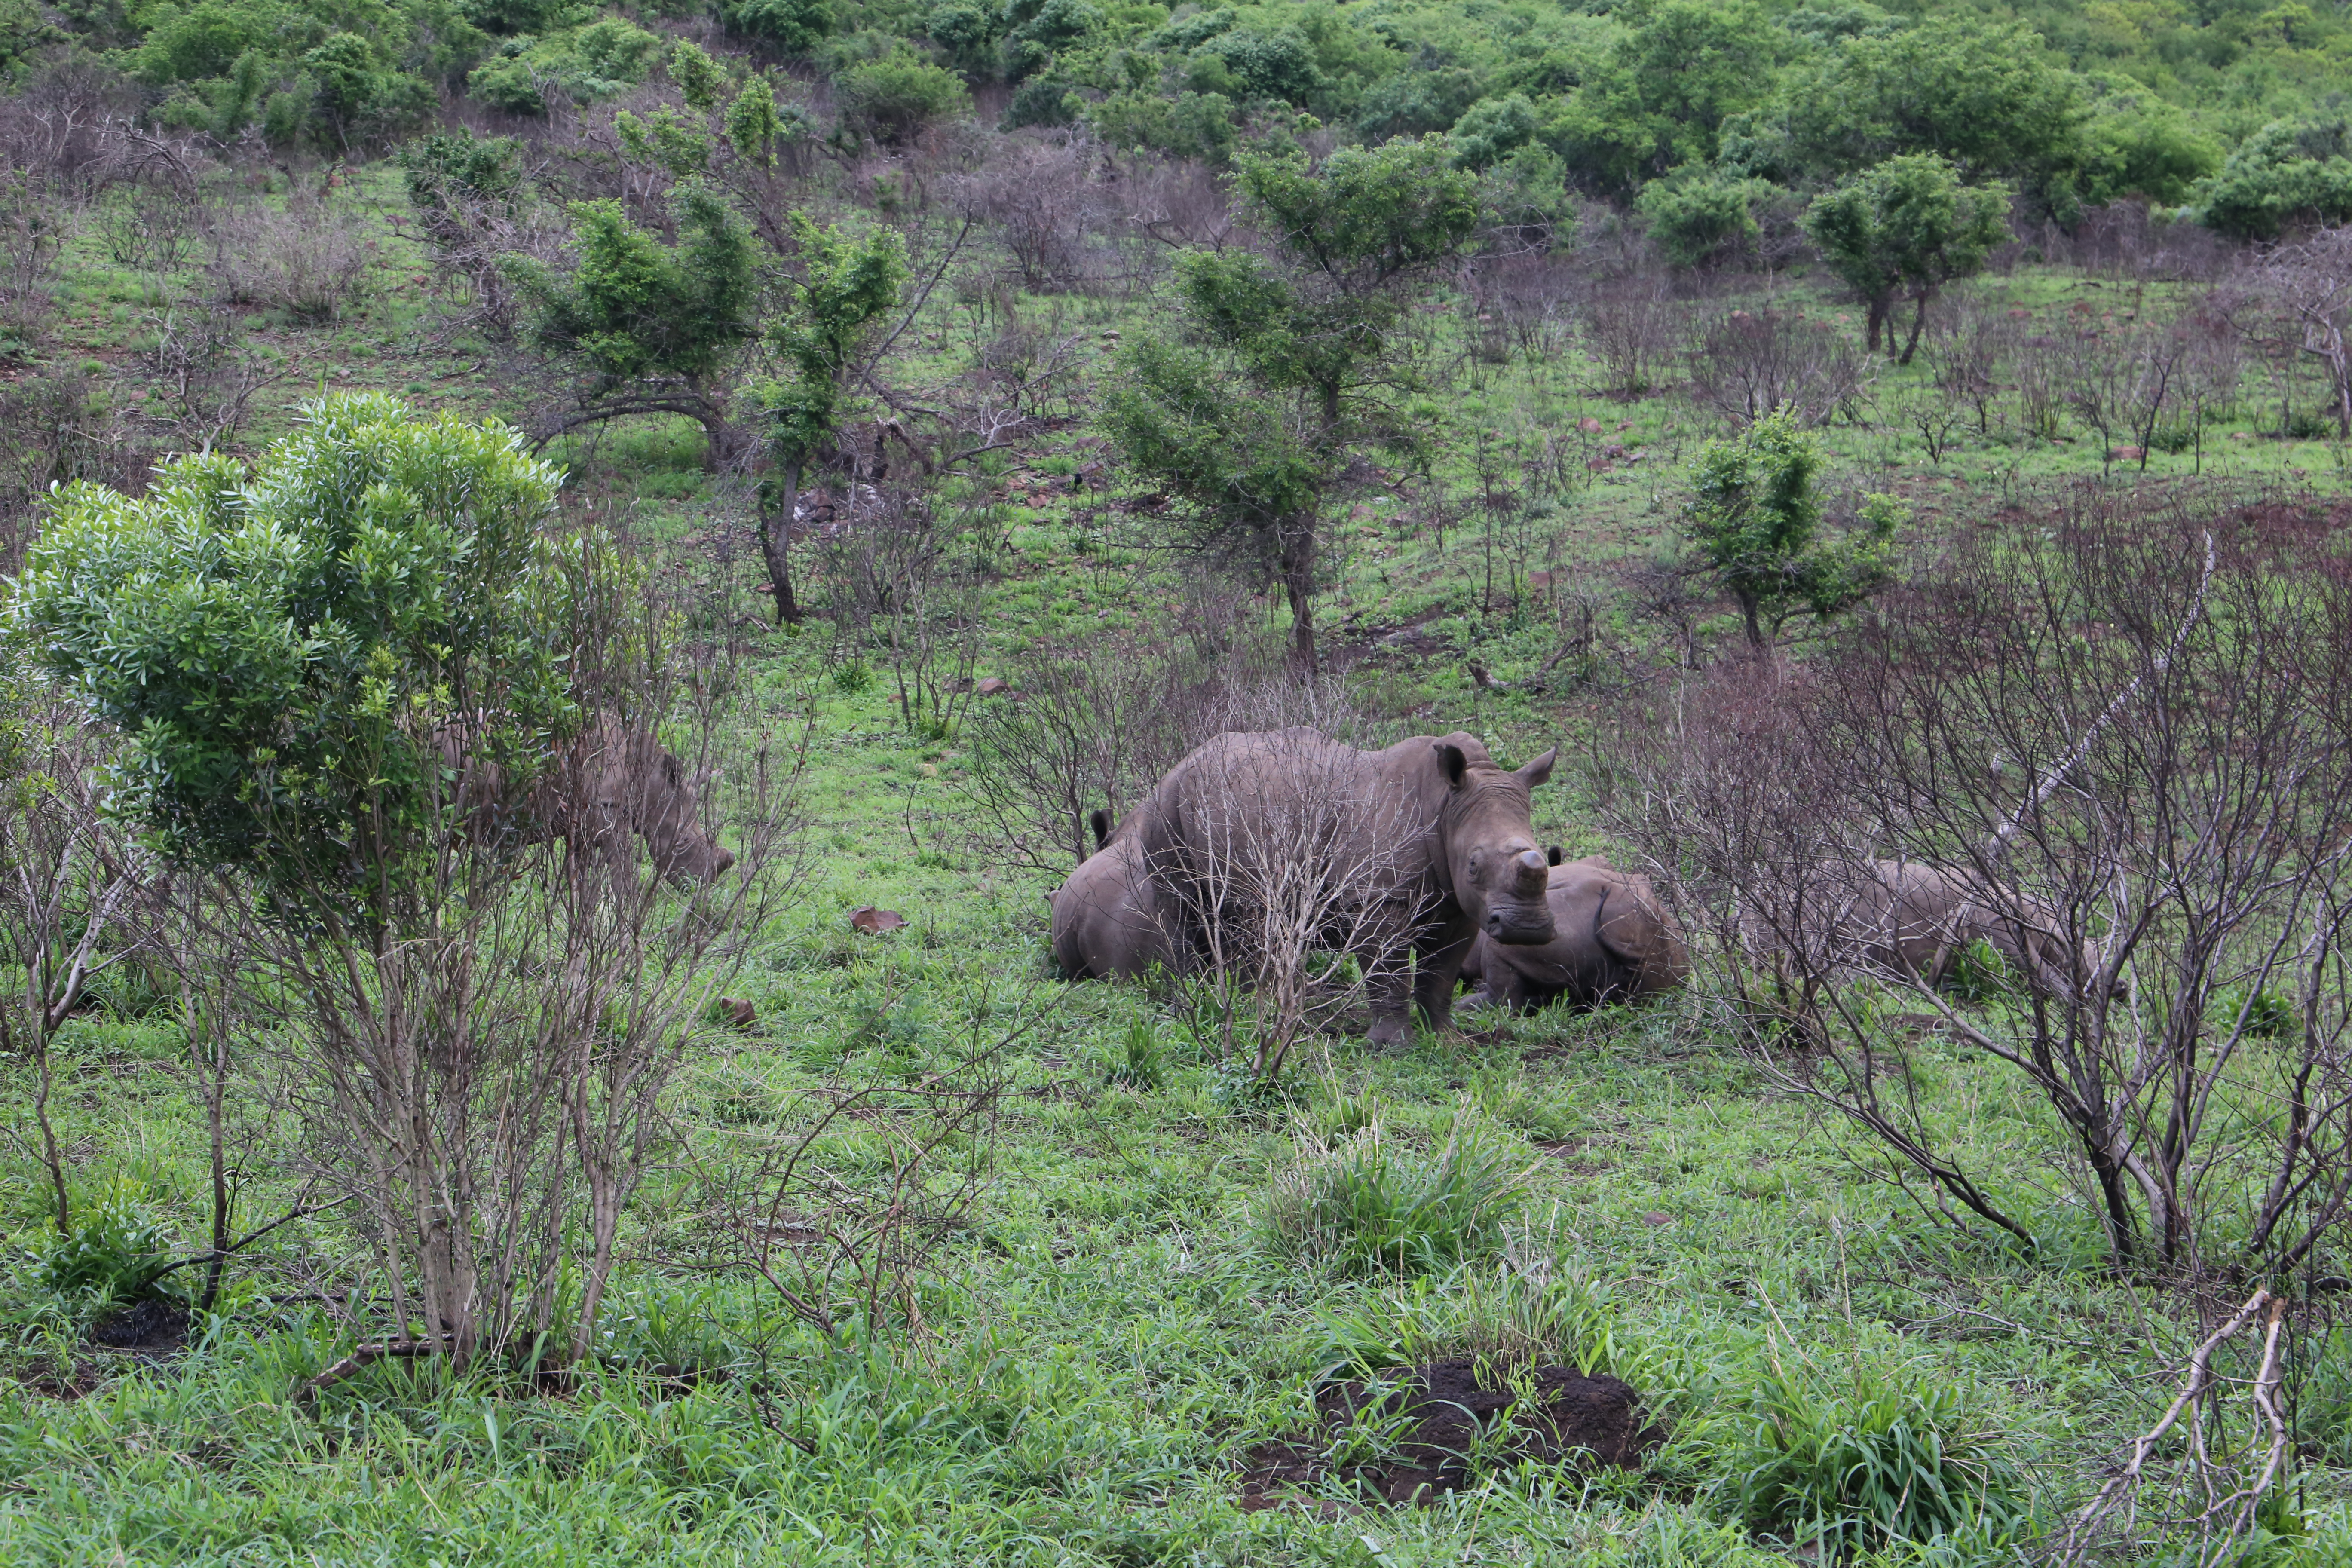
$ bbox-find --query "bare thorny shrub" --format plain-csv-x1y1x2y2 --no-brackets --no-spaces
221,557,804,1384
961,583,1356,874
1608,490,2352,1553
1685,306,1871,429
692,989,1031,1351
0,689,150,1240
141,300,284,451
209,190,378,324
1585,274,1678,399
815,483,981,741
952,132,1109,293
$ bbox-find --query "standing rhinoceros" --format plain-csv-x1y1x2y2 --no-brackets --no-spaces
445,717,736,884
1458,853,1687,1011
1051,727,1557,1043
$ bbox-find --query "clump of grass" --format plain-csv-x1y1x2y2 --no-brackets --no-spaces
1945,938,2018,1005
1730,1354,2027,1559
1261,1113,1531,1276
37,1184,181,1304
1104,1017,1164,1089
2213,983,2299,1041
1320,1250,1616,1375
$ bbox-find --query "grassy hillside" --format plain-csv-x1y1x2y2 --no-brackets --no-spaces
3,4,2352,1565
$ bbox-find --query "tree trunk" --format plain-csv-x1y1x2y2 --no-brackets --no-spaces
758,466,804,626
1865,296,1890,355
1280,524,1319,677
1737,588,1765,649
1897,291,1932,366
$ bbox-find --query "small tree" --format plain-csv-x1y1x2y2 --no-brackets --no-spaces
1103,136,1479,673
1682,406,1899,650
1804,154,2009,364
506,184,761,466
749,215,906,624
17,395,786,1372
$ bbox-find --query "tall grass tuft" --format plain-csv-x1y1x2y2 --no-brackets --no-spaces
1731,1356,2028,1559
1261,1113,1531,1276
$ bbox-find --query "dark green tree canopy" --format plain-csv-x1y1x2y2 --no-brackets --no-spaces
506,185,760,392
1804,153,2009,363
1104,135,1477,670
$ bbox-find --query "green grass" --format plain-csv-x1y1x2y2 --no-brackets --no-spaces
6,140,2352,1568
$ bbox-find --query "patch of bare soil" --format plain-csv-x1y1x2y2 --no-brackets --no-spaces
1240,1359,1662,1510
89,1299,190,1356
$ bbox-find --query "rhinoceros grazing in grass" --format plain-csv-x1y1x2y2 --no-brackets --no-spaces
1458,854,1688,1011
1834,860,2106,999
447,717,736,885
1050,727,1557,1043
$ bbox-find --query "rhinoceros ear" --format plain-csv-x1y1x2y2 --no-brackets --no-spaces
1088,808,1113,852
1434,741,1470,788
1517,747,1558,789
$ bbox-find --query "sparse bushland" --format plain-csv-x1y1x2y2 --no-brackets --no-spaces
3,4,2352,1563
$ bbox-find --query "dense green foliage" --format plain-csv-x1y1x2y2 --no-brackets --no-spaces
13,395,572,904
14,0,2351,244
1682,407,1898,649
1103,135,1475,665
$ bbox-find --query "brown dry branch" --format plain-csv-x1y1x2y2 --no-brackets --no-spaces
2257,226,2352,440
1685,307,1871,429
1610,491,2352,1280
0,695,152,1237
2061,1290,2295,1565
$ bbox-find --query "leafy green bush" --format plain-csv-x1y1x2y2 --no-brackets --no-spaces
1261,1114,1529,1275
467,19,659,115
729,0,833,54
835,51,970,144
15,393,572,909
2213,984,2298,1041
2190,117,2352,240
1637,167,1769,268
1732,1362,2027,1556
37,1191,181,1303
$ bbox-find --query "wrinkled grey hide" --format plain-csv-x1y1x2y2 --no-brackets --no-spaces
445,718,735,884
1832,860,2106,997
1459,854,1688,1010
1050,727,1557,1043
1051,809,1173,980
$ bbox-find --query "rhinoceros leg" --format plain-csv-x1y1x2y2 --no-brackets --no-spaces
1408,927,1476,1038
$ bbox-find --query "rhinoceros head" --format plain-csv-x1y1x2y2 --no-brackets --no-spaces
1433,735,1557,946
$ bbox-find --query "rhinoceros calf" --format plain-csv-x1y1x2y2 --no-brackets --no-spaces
1052,727,1558,1043
445,717,735,884
1051,809,1173,980
1459,854,1688,1011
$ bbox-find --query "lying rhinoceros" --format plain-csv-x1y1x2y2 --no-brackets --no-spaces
1829,859,2106,998
1051,808,1173,980
1458,852,1688,1010
444,717,735,884
1049,727,1558,1043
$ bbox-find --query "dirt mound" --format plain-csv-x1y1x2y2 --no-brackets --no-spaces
88,1299,189,1354
1240,1359,1662,1509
